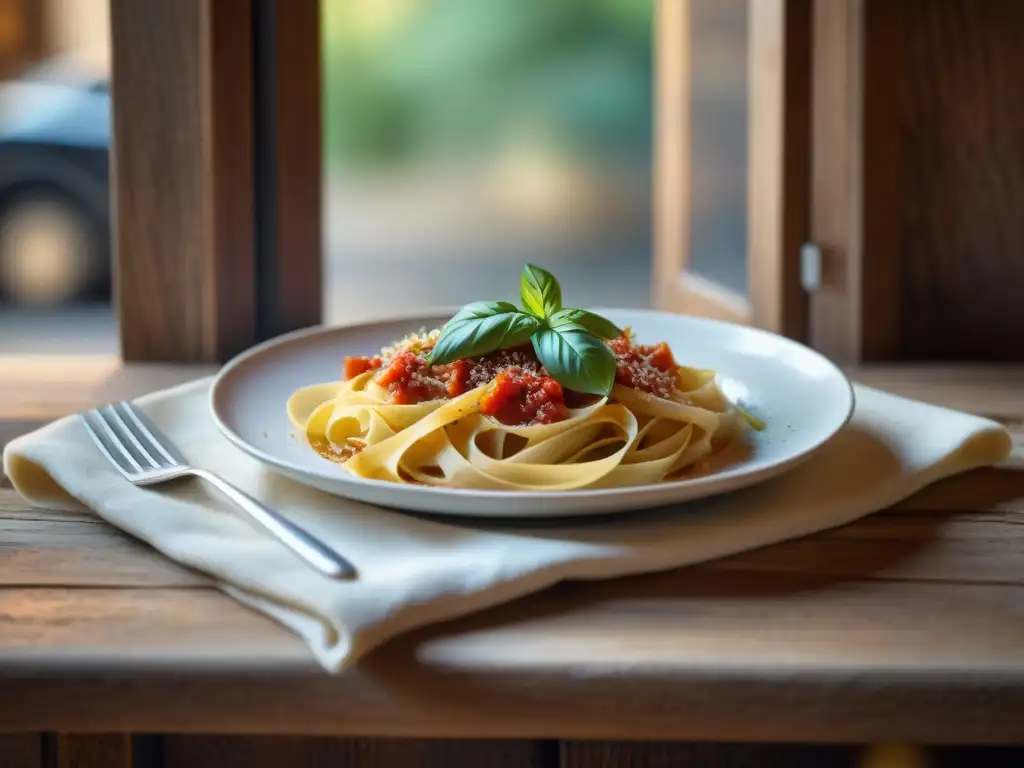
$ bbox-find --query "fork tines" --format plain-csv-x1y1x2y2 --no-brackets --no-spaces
81,401,182,477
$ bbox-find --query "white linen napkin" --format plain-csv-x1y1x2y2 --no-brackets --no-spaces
3,379,1012,672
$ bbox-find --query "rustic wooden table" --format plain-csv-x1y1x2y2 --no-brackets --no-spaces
2,360,1023,767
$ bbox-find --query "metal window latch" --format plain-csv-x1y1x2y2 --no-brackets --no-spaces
800,242,822,292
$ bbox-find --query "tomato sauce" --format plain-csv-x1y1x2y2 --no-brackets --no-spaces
479,370,568,426
608,331,677,397
343,355,381,379
343,330,679,426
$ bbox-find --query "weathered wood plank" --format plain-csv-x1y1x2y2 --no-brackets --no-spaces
0,588,296,665
810,0,905,363
707,512,1024,585
0,367,1022,743
0,494,209,588
896,0,1024,361
0,359,214,425
2,477,1023,590
0,541,207,589
254,0,323,340
0,571,1023,741
111,0,257,362
894,467,1024,511
850,365,1024,417
0,357,120,421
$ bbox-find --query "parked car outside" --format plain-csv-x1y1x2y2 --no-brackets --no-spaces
0,54,110,306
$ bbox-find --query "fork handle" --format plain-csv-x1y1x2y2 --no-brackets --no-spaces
191,469,357,580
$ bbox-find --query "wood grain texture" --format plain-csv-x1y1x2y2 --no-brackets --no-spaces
0,366,1022,741
1,484,1023,741
49,734,132,768
897,0,1024,360
206,0,258,360
656,0,752,326
111,0,256,363
0,356,120,420
254,0,323,338
851,365,1024,418
163,736,550,768
0,504,209,588
1,576,1023,743
809,0,903,363
748,0,810,340
0,359,214,428
656,0,810,337
653,0,697,315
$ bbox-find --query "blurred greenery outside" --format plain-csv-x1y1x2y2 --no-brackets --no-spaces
322,0,652,174
319,0,657,319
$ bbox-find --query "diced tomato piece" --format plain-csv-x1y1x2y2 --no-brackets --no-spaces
648,341,675,371
480,371,568,426
375,351,449,405
446,359,470,397
480,372,518,415
344,355,380,379
375,352,415,387
607,331,678,397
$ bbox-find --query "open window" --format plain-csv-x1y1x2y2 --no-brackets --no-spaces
654,0,810,340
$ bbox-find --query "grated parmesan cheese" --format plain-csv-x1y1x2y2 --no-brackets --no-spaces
370,328,679,404
609,333,678,399
468,349,545,387
378,328,442,363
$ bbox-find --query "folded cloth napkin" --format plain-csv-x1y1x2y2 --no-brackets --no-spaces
3,379,1012,672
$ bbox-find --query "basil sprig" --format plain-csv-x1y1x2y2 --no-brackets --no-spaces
521,263,562,318
427,301,542,365
549,308,622,340
426,264,622,395
531,323,618,395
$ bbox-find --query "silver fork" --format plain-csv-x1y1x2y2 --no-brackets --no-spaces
81,401,356,580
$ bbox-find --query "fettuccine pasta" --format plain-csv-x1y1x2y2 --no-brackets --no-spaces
287,326,761,491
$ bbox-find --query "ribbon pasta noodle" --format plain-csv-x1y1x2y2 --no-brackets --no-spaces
287,328,760,491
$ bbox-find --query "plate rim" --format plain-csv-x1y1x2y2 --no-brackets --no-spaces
209,307,855,504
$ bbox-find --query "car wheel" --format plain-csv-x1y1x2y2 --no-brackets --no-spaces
0,191,106,306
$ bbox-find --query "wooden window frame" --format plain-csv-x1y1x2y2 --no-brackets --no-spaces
109,0,822,364
110,0,321,363
0,0,44,79
808,0,902,364
654,0,810,341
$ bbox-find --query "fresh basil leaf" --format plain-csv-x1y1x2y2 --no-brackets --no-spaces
520,263,562,318
532,323,617,396
550,308,622,340
427,302,542,365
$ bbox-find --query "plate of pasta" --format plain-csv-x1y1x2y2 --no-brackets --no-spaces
211,265,854,518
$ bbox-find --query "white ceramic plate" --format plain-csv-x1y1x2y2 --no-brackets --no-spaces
210,309,854,518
